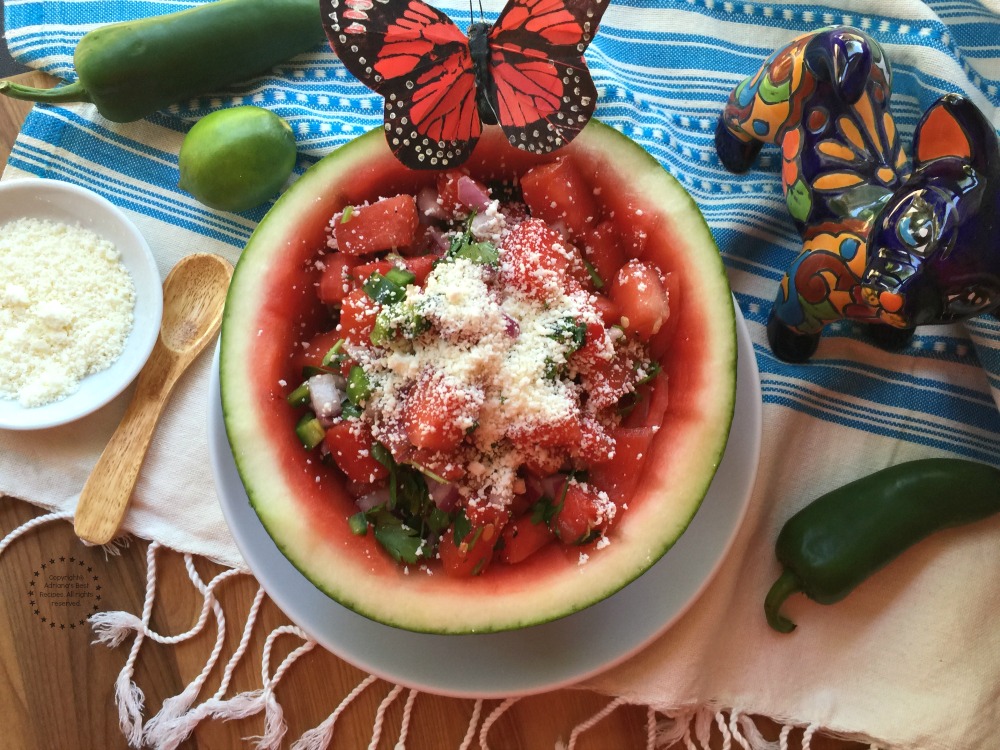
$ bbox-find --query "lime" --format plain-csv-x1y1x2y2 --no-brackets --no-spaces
178,106,297,213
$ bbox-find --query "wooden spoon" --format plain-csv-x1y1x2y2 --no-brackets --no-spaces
74,253,234,545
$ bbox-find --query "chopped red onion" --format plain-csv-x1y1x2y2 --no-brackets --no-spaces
427,225,450,254
502,312,520,338
549,219,571,241
522,474,545,504
356,487,392,512
416,185,448,222
308,373,343,423
457,175,491,211
540,474,567,500
428,479,460,512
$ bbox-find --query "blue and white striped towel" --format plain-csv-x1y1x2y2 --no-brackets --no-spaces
3,2,999,748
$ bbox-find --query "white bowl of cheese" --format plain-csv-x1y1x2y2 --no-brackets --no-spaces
0,177,162,430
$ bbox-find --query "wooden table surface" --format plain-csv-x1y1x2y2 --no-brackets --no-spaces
0,71,862,750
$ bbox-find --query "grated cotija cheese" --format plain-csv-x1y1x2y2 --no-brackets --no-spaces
0,217,136,407
346,236,630,513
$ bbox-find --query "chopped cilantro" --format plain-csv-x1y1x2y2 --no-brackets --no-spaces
426,506,452,535
450,240,498,265
321,338,346,368
583,259,605,289
444,212,499,266
548,317,587,350
452,509,472,546
340,205,354,223
408,460,448,484
371,512,423,564
530,477,571,526
636,360,662,385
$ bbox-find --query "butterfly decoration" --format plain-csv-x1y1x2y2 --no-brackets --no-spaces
323,0,610,169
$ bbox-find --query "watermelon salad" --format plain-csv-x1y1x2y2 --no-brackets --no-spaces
286,160,675,575
220,122,736,633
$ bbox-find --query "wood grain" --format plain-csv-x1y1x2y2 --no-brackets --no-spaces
0,72,864,749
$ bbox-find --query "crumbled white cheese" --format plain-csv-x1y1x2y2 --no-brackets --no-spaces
348,249,609,507
0,218,135,407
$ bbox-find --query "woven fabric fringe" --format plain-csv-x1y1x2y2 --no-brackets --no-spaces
3,511,881,750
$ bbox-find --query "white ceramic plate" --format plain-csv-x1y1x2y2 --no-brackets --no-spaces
0,178,162,430
209,304,761,698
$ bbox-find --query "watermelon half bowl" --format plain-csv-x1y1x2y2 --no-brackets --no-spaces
219,120,739,635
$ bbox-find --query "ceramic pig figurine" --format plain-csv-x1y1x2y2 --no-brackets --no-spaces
715,26,1000,362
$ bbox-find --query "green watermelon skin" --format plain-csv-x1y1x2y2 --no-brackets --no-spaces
220,120,737,634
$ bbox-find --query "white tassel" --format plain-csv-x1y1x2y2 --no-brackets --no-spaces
694,708,715,750
104,542,162,746
143,566,230,747
458,699,484,750
145,689,268,750
143,680,208,747
562,696,628,750
392,689,418,750
206,689,267,721
250,689,288,750
735,713,781,750
292,674,379,750
715,711,734,750
143,584,266,749
479,697,520,750
779,723,793,750
100,535,131,557
654,708,698,749
114,666,146,747
240,626,315,750
89,610,144,647
802,723,818,750
368,684,405,750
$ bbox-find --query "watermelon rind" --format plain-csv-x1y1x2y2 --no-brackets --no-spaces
220,120,737,634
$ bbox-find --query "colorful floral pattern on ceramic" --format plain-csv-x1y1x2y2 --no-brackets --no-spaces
716,26,1000,362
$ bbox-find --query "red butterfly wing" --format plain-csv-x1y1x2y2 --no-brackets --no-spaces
488,0,608,155
324,0,481,169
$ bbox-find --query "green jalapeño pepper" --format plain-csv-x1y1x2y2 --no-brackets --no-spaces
0,0,324,123
765,457,1000,633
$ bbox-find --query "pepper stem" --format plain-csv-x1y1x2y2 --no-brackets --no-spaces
764,568,802,633
0,79,91,105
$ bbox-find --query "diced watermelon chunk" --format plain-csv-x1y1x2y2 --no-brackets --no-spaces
520,157,599,239
404,370,480,453
318,252,355,305
336,287,379,345
582,220,628,291
552,482,614,544
500,218,582,301
498,513,555,565
325,420,389,485
290,327,342,376
610,259,670,342
334,194,419,256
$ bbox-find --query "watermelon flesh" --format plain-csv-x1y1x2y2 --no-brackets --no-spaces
220,120,737,634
